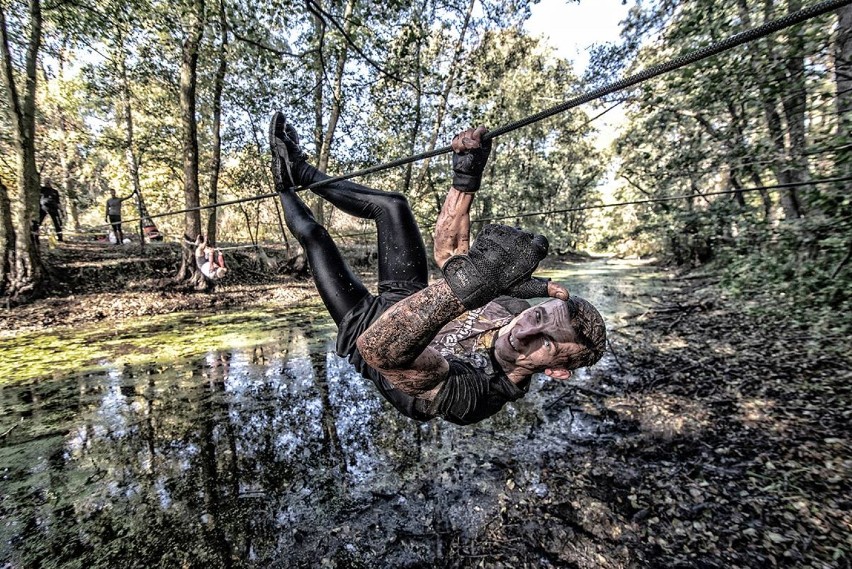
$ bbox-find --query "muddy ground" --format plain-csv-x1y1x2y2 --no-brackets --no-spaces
0,241,319,334
2,241,850,568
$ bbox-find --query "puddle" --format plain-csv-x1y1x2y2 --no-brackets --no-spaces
0,259,666,567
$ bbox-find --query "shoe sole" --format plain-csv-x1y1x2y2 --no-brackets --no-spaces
269,111,298,191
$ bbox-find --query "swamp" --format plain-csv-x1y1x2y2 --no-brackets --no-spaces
1,243,849,568
1,0,851,567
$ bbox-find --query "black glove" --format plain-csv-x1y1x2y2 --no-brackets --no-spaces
442,224,549,310
504,276,550,299
451,126,492,193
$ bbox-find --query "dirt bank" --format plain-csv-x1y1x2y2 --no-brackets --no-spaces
0,239,593,335
1,241,315,335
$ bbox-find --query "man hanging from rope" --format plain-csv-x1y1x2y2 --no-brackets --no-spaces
194,234,229,280
270,112,606,425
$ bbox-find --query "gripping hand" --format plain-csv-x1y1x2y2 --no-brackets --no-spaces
504,276,550,300
451,126,492,193
442,224,548,310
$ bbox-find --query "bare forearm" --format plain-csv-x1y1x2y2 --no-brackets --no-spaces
433,189,473,268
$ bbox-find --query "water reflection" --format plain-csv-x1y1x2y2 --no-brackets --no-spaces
0,260,662,567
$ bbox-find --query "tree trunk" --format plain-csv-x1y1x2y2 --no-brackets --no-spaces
777,0,810,217
401,4,425,196
116,37,163,246
308,0,357,226
207,0,228,246
760,0,805,219
724,100,772,219
311,1,327,226
738,0,804,220
53,48,81,232
0,0,44,302
836,4,852,180
0,180,14,296
734,0,772,220
317,0,356,173
176,0,206,287
118,39,143,241
312,15,324,164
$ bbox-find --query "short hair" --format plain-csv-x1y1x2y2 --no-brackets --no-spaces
564,296,606,368
215,267,228,279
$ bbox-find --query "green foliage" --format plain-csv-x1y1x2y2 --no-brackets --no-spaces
594,0,849,332
0,302,331,385
717,216,852,333
0,0,615,261
12,0,847,301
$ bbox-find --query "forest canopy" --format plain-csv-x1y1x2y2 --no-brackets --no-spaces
0,0,849,330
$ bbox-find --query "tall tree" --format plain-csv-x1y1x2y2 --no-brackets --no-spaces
760,0,810,219
117,32,143,238
0,0,43,301
836,3,851,179
315,0,355,174
42,42,84,232
413,0,476,197
205,0,228,245
176,0,206,286
304,0,358,225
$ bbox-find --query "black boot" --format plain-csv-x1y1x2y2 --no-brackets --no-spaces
269,112,308,191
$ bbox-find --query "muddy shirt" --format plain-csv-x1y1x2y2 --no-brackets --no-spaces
196,253,213,278
423,300,532,425
429,302,515,375
39,186,60,210
336,285,531,425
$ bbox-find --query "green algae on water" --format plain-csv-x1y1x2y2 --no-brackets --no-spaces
1,304,335,385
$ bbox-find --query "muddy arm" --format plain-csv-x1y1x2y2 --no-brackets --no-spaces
356,280,466,399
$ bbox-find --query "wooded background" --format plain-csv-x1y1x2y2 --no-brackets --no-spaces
1,0,849,328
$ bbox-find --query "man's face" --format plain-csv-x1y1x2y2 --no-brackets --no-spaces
494,299,583,375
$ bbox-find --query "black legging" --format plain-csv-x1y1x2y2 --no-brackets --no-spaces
279,162,428,324
39,208,63,240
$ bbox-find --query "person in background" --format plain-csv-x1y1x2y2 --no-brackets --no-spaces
195,235,229,280
105,189,135,243
37,182,63,242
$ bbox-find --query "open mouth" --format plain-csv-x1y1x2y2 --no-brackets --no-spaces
508,334,519,351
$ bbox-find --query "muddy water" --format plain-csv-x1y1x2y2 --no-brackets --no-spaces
0,260,665,568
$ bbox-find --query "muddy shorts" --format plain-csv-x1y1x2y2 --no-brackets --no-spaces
108,214,122,232
336,280,434,421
